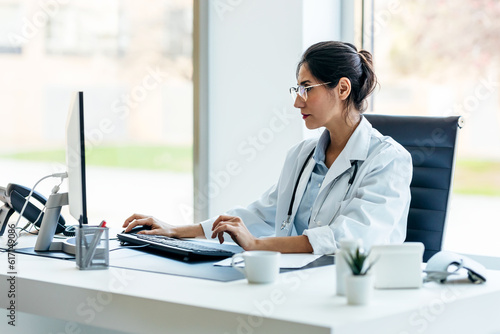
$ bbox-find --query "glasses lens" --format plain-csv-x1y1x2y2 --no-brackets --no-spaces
298,85,307,101
289,87,298,102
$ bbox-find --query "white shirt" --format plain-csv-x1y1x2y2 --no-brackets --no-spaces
200,116,413,254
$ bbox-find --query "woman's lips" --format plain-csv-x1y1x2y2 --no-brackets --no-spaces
302,114,310,119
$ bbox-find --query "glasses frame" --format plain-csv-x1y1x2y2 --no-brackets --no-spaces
289,82,331,102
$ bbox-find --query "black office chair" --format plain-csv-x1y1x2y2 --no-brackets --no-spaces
364,114,463,262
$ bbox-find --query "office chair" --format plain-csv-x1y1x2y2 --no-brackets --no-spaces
364,114,463,262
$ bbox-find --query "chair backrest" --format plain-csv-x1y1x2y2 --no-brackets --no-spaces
364,114,463,262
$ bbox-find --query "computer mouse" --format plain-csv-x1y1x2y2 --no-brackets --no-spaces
123,225,153,234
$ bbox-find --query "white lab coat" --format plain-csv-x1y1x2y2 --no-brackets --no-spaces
200,116,412,254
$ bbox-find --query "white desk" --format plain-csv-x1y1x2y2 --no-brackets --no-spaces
1,236,500,334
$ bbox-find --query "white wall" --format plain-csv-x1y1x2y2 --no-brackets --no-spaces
303,0,341,48
197,0,343,220
302,0,342,141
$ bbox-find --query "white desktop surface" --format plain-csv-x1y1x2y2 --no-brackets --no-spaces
1,235,500,334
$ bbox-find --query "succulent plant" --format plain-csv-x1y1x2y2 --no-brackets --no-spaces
343,247,375,276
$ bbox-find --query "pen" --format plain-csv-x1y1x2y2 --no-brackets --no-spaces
83,220,107,268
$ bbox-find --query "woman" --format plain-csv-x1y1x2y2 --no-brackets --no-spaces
123,41,412,254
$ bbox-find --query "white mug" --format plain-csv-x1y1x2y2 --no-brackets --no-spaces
231,251,281,284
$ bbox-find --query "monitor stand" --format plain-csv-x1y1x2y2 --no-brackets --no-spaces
34,191,76,255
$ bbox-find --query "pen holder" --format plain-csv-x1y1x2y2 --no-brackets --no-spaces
76,226,109,270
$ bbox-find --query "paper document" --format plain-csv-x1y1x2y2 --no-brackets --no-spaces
214,254,322,269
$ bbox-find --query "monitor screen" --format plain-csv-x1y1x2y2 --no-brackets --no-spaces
66,91,88,226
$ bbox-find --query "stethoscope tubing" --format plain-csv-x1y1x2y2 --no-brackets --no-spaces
281,147,358,232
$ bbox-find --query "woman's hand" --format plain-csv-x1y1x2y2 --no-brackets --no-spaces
211,215,257,250
122,213,175,237
211,215,314,253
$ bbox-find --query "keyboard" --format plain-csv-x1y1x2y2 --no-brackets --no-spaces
116,233,237,261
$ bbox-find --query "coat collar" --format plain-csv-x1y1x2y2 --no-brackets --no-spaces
320,115,372,187
289,116,373,223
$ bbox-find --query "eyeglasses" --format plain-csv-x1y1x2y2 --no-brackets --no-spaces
289,82,331,102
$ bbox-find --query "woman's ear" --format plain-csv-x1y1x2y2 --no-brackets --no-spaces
338,77,351,101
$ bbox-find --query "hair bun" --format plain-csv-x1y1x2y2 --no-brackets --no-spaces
358,50,373,66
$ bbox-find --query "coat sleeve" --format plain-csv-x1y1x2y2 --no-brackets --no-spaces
199,184,278,240
303,145,412,254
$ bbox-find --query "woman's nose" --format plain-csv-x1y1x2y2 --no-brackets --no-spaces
293,95,305,108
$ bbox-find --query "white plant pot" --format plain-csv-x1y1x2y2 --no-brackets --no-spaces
345,273,374,305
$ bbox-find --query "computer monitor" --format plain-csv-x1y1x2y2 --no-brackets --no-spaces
66,91,88,226
34,91,88,253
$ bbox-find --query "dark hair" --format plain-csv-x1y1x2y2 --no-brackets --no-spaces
296,41,378,115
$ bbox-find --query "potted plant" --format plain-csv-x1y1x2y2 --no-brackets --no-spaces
344,247,375,305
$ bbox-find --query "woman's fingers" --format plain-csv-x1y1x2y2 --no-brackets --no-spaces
211,218,257,250
214,223,239,245
212,215,238,230
122,218,148,233
211,218,241,239
217,230,225,244
123,213,148,228
121,214,174,237
122,214,159,233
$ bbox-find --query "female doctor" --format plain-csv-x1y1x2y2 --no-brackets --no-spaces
123,41,412,255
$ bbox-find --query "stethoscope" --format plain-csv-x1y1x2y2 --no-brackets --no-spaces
280,147,359,233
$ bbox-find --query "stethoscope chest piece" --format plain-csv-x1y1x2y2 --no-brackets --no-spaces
280,216,290,230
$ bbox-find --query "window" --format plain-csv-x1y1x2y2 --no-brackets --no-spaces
0,2,22,53
362,0,500,257
0,0,194,229
45,0,124,56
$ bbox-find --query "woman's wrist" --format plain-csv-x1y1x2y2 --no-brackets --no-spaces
251,238,265,251
171,224,205,239
247,235,313,253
